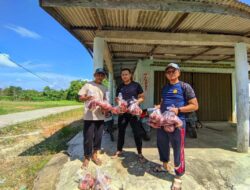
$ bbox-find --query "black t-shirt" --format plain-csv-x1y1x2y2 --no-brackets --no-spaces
116,81,143,103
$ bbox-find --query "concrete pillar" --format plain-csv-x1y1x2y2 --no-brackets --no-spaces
235,43,249,152
231,71,237,123
93,37,104,71
108,72,113,104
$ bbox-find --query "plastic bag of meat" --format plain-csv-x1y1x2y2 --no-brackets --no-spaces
112,93,128,114
78,172,96,190
161,111,183,132
94,169,112,190
128,97,142,116
148,109,162,129
87,99,99,111
117,93,128,113
96,100,113,111
96,91,113,111
87,91,113,111
111,106,120,115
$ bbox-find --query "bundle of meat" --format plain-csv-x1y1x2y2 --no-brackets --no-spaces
111,94,128,115
161,111,183,132
78,173,96,190
88,100,113,111
94,170,112,190
148,109,163,128
111,106,120,115
148,109,183,132
128,102,142,116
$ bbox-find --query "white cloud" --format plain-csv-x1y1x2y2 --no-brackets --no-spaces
0,53,18,68
5,25,41,39
21,61,51,69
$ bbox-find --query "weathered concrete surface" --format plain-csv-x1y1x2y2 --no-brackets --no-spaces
0,105,82,128
42,122,250,190
33,152,68,190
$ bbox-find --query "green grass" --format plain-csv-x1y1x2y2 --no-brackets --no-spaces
0,108,84,189
0,100,81,115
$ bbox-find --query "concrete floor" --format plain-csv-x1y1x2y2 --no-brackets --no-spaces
43,122,250,190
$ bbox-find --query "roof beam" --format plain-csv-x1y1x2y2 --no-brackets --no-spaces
96,30,250,48
182,46,217,62
170,13,189,32
40,0,250,20
148,45,158,57
212,55,234,63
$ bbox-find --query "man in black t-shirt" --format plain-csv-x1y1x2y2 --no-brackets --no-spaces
112,68,146,162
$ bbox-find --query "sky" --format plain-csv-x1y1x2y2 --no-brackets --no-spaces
0,0,93,91
0,0,250,91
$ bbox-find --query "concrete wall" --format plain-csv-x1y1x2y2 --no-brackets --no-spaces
134,59,154,109
134,59,238,122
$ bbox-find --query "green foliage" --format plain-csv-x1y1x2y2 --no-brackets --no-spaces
66,80,87,101
102,78,109,88
0,79,92,102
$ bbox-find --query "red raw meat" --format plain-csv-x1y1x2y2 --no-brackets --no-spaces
128,103,142,116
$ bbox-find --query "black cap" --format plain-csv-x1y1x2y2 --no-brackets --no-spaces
94,68,106,75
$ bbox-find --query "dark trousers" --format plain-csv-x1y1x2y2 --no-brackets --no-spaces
157,121,186,176
117,113,142,154
83,120,104,157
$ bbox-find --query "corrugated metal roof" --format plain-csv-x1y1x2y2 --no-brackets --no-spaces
41,0,250,77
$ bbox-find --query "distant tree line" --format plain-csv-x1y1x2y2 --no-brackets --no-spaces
0,80,88,101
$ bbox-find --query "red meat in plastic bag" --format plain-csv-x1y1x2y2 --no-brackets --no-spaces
87,100,112,111
128,102,142,116
111,106,120,114
78,173,96,190
148,109,162,128
161,111,183,132
87,100,99,111
96,101,113,111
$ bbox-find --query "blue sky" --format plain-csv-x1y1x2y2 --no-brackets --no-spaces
0,0,93,91
0,0,250,91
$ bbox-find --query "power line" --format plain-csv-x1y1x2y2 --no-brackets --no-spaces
0,52,64,89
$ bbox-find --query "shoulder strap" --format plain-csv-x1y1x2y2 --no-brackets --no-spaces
180,81,188,102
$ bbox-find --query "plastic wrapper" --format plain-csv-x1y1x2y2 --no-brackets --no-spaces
96,100,113,111
87,99,99,111
87,91,113,111
111,106,120,115
78,172,96,190
148,109,162,128
118,93,128,113
94,169,112,190
111,93,128,114
161,111,183,132
128,97,142,116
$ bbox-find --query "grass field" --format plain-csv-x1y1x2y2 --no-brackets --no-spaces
0,108,83,190
0,100,81,115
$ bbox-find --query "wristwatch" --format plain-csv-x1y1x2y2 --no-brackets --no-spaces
178,107,181,113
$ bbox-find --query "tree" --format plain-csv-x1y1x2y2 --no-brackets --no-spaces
3,86,22,97
66,80,87,100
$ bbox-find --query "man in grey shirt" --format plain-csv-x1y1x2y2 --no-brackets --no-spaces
78,68,107,168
